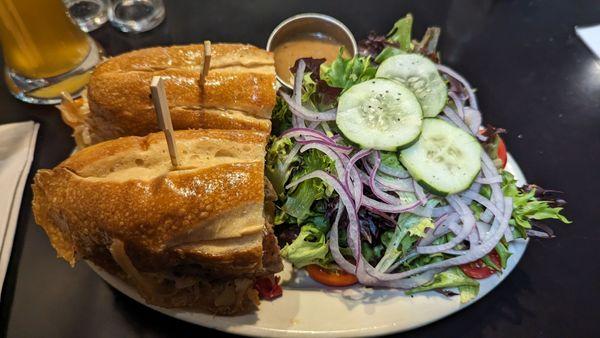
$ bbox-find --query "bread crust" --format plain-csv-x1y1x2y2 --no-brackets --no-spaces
32,130,271,275
61,43,277,147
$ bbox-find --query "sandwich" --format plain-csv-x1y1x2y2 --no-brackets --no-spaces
58,43,277,148
32,129,283,315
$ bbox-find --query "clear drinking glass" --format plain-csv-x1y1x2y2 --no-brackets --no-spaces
108,0,165,33
0,0,102,104
63,0,109,32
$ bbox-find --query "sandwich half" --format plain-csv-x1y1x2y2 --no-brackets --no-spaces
32,129,282,314
58,43,277,148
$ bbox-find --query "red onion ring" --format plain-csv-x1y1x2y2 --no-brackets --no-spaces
361,196,421,214
412,180,428,206
280,92,337,121
365,197,513,281
345,149,371,209
416,195,476,254
436,64,479,110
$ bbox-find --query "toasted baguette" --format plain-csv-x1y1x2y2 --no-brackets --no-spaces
32,129,282,314
58,44,277,148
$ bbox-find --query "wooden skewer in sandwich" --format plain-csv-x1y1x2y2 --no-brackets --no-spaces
200,40,212,87
150,76,179,168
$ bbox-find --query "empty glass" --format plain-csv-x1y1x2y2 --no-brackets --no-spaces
64,0,109,32
108,0,165,33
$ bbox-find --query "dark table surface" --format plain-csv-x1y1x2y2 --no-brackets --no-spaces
1,0,599,337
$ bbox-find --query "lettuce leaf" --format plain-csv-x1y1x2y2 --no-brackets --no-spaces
374,14,413,63
282,178,327,221
271,97,292,135
376,202,437,272
291,57,341,109
265,137,297,199
379,151,404,170
406,267,479,301
282,149,335,221
280,224,331,268
502,171,571,238
495,241,511,268
407,218,435,238
458,284,480,303
321,50,377,93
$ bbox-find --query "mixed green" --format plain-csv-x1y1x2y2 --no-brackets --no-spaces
268,14,570,302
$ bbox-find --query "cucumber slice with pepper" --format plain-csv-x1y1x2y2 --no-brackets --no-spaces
376,54,448,117
399,118,482,195
336,78,423,151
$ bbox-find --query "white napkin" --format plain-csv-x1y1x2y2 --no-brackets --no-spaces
576,24,600,58
0,121,39,299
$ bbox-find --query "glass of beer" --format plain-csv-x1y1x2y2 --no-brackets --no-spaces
0,0,102,104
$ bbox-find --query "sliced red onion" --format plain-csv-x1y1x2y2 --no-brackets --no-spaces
448,91,465,119
328,202,357,272
292,114,306,129
296,139,353,153
464,107,483,136
362,159,414,191
367,151,410,178
366,197,513,281
292,60,305,104
385,250,419,272
286,170,361,262
299,143,347,179
361,196,421,214
483,183,505,224
280,91,337,121
504,228,515,242
413,180,428,205
436,64,479,110
475,175,503,184
476,221,492,235
345,149,371,209
308,120,321,130
434,214,459,236
443,249,468,256
430,205,454,218
416,195,476,254
462,190,505,223
368,152,406,204
365,266,440,288
291,60,307,129
376,175,414,192
448,91,484,139
443,106,474,136
419,213,451,246
282,143,301,171
282,127,337,144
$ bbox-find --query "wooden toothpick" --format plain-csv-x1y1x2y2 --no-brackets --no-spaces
200,40,212,87
150,76,179,168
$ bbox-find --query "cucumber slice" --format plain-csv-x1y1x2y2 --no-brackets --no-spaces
399,119,482,196
336,78,423,151
376,54,448,117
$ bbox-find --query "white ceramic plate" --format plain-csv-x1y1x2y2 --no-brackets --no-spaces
89,154,528,337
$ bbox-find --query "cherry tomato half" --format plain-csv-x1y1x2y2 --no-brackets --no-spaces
479,128,508,169
306,265,358,287
460,249,502,279
497,137,508,169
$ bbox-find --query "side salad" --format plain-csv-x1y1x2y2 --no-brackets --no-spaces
268,14,570,302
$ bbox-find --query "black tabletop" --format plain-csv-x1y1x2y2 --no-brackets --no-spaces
1,0,599,337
